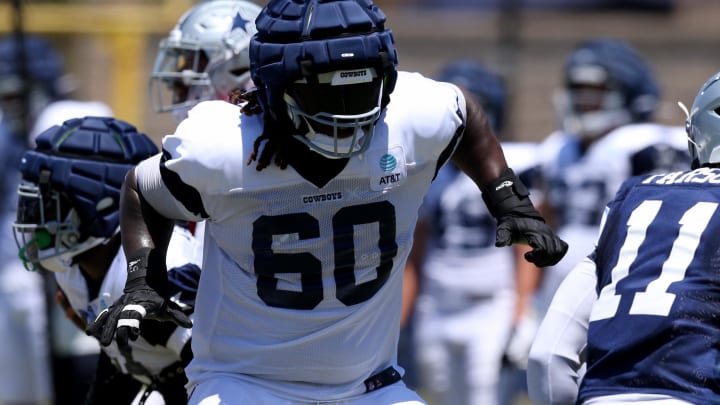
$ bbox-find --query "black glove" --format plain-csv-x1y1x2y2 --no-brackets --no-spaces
482,168,568,267
86,248,193,348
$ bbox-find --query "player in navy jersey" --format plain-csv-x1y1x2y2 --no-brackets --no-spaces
406,59,542,405
87,1,567,403
527,70,720,405
14,116,201,404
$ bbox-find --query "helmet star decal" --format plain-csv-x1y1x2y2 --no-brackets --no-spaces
232,11,252,32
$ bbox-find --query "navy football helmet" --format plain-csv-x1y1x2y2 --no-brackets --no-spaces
436,59,506,134
250,0,399,159
685,71,720,169
149,0,262,122
13,116,158,272
554,38,660,139
0,35,66,138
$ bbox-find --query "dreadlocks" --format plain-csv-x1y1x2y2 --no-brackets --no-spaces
230,88,294,172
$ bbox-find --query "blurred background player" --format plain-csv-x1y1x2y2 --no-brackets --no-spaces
534,38,691,316
405,59,542,405
527,69,720,405
148,0,261,247
23,39,116,405
0,33,80,405
15,116,201,405
1,32,119,405
149,0,261,125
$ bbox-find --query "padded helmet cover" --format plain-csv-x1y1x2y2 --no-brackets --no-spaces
250,0,399,121
19,116,158,239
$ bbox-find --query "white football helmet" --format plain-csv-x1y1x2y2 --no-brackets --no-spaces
149,0,261,122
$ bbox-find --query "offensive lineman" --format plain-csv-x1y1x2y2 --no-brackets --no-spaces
88,1,568,403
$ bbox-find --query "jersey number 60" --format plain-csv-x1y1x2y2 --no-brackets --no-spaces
252,201,398,310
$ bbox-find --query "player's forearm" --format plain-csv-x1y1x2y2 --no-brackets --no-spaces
120,168,174,290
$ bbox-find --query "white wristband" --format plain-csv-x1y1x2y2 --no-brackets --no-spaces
122,304,147,317
117,319,141,329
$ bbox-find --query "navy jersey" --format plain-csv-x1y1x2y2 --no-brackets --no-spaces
579,168,720,404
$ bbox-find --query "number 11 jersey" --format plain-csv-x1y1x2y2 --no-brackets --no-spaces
581,168,720,404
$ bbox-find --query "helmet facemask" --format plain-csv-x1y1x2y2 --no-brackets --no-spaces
149,0,260,123
13,181,110,272
149,42,215,121
284,68,384,159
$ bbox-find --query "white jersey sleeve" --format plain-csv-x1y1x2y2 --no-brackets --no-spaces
527,257,597,405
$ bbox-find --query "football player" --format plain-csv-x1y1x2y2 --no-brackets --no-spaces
28,98,114,405
407,59,542,405
149,0,262,124
14,116,202,404
0,34,68,405
534,38,691,315
87,1,567,403
527,69,720,405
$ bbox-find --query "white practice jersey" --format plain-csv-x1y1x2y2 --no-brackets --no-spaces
136,71,466,400
536,123,690,312
419,142,539,296
54,226,201,384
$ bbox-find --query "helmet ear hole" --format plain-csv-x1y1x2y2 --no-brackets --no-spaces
59,231,80,248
